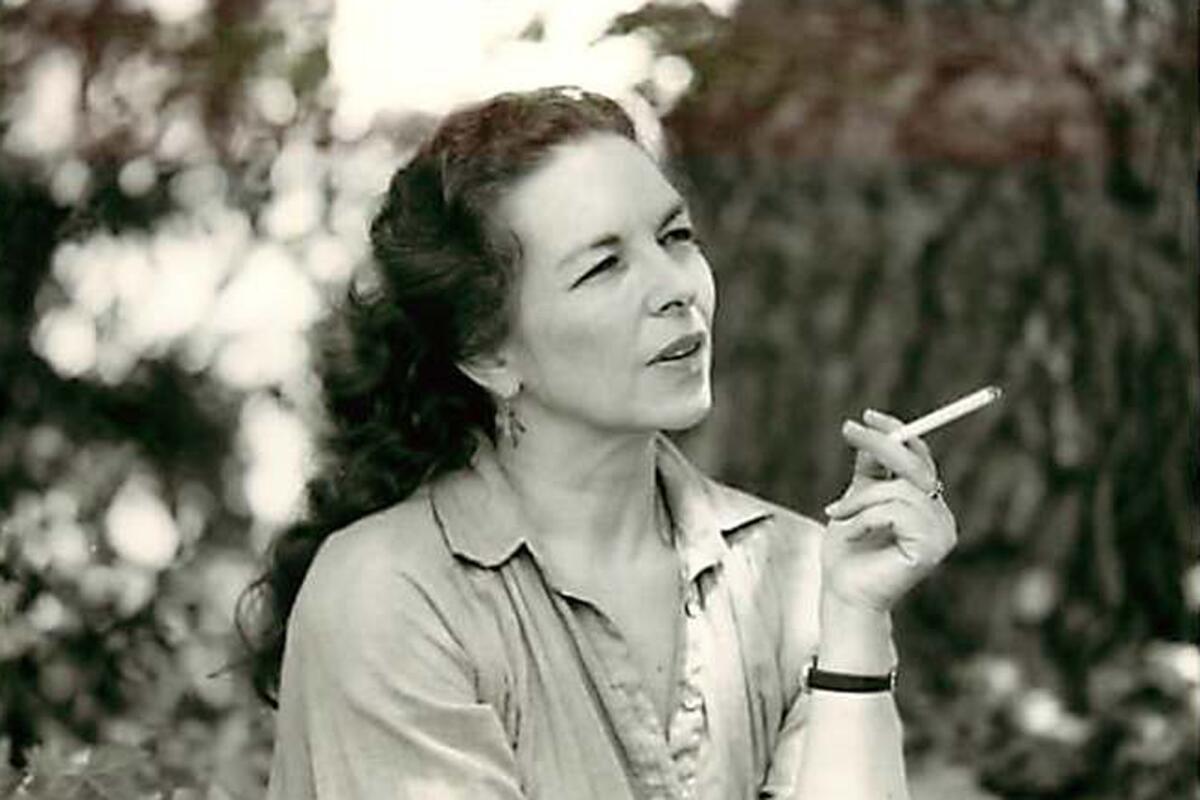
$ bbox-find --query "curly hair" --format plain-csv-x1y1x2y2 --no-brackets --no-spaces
240,87,640,707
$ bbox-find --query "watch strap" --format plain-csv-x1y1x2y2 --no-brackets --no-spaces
807,658,897,693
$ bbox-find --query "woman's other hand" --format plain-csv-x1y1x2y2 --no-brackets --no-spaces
821,408,958,615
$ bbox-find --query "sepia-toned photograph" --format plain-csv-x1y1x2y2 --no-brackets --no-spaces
1,1,1195,797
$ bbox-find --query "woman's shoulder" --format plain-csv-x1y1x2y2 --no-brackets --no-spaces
708,479,824,594
700,478,826,666
292,488,460,631
318,488,447,567
705,477,825,558
283,489,488,692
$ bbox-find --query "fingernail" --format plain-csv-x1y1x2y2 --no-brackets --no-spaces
841,419,854,434
823,502,836,516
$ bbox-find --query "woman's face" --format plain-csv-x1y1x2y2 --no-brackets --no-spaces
493,132,716,437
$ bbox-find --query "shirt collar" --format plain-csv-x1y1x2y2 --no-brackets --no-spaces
429,432,773,580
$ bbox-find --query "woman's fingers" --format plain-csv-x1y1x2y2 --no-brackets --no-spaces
862,408,936,475
824,410,959,612
851,447,894,481
827,500,957,569
861,407,903,432
825,479,921,520
841,419,936,491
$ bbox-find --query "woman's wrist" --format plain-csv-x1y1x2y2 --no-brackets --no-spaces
816,592,894,674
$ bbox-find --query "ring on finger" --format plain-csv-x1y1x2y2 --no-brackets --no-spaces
927,479,945,503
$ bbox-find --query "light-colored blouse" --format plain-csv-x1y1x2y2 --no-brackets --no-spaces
267,433,829,799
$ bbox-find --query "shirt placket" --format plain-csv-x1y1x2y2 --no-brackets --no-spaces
557,563,715,800
555,593,684,800
665,572,709,799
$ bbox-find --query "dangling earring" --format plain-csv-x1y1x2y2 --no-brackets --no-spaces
497,389,527,449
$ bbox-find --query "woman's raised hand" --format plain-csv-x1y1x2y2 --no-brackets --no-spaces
821,408,958,614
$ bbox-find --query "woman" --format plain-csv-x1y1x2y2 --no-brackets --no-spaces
244,86,957,799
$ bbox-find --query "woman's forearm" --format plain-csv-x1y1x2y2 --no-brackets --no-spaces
794,596,910,799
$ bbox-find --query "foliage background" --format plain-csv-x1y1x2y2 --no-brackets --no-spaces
1,0,1196,797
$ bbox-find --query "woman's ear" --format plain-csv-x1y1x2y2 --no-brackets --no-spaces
457,352,520,399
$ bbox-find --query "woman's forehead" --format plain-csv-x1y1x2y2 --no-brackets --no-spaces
497,133,683,266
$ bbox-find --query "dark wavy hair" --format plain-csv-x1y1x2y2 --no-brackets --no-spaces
238,87,639,707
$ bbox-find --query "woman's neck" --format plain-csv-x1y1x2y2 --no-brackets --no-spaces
493,415,664,568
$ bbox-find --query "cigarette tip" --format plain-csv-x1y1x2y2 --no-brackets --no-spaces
986,385,1004,402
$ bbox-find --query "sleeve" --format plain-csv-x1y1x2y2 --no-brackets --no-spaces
758,691,812,799
755,513,906,800
267,542,525,800
754,512,823,799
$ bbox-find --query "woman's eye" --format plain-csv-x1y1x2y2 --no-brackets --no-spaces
576,255,619,285
661,226,696,246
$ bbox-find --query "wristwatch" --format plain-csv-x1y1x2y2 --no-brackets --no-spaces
807,657,897,693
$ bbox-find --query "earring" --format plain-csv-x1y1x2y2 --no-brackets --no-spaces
497,391,527,449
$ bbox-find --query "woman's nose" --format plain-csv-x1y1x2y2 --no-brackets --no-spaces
654,293,693,316
646,249,697,316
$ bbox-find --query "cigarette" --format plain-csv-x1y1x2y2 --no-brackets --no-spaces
887,386,1003,443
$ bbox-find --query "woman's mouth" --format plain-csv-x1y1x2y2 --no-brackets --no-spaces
649,331,706,365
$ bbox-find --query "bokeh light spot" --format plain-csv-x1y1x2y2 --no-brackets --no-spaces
211,243,319,335
1183,561,1200,610
239,394,312,524
137,0,209,26
50,158,91,206
104,475,182,570
33,306,99,377
251,76,298,126
119,157,158,197
3,49,82,156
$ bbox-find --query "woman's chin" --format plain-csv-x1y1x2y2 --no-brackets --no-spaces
654,392,713,432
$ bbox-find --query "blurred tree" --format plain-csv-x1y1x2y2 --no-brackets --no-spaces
0,0,308,791
656,0,1198,796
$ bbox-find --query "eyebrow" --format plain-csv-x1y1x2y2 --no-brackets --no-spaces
557,200,687,270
